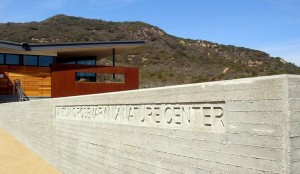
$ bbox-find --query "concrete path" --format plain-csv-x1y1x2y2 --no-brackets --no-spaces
0,128,60,174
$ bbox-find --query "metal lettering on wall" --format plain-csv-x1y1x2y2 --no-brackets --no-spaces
56,102,226,132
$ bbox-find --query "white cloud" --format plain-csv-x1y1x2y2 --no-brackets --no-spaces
260,40,300,66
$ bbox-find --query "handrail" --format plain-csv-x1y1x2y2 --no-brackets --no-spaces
13,79,29,102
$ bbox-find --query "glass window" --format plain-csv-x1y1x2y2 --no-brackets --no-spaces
76,72,125,83
24,55,38,66
56,56,96,65
63,61,76,64
76,72,96,82
77,59,96,65
39,56,53,67
0,54,4,64
6,54,20,65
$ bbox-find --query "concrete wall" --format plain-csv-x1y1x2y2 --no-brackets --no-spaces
289,76,300,173
0,74,299,174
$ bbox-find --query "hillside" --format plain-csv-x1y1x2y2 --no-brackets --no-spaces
0,14,299,88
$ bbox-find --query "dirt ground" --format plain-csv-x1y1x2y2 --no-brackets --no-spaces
0,128,60,174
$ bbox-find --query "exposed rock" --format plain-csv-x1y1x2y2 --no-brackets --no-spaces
247,60,263,67
179,40,186,45
280,58,287,64
223,67,229,74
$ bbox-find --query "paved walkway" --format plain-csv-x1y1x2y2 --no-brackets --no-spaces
0,128,60,174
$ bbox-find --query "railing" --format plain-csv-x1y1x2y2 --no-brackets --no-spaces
13,79,29,102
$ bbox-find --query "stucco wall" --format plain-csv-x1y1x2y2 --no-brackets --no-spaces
0,75,299,174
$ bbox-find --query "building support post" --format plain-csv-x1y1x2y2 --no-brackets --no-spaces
112,48,115,80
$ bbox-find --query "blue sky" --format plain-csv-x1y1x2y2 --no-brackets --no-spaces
0,0,299,66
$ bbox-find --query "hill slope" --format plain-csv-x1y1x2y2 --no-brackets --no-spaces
1,15,299,87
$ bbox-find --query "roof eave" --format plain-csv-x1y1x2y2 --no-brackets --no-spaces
0,40,145,52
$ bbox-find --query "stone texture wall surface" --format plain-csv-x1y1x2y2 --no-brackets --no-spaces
288,76,300,173
0,75,299,174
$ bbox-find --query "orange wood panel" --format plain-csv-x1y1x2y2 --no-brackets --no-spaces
2,64,139,98
4,66,51,97
51,64,139,98
0,66,9,95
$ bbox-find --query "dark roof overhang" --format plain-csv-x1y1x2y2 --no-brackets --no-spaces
0,40,145,57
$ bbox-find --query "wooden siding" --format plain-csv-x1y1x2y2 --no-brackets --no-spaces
0,66,8,95
1,64,139,98
51,64,139,98
0,65,51,97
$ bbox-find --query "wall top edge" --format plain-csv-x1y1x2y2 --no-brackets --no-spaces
21,74,295,102
1,74,297,105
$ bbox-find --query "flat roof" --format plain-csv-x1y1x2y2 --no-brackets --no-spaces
0,40,145,57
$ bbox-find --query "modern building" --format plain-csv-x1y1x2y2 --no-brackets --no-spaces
0,40,144,102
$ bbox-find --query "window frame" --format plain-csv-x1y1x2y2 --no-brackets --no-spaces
0,53,54,67
23,55,38,66
0,54,4,65
5,54,20,65
38,56,54,67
